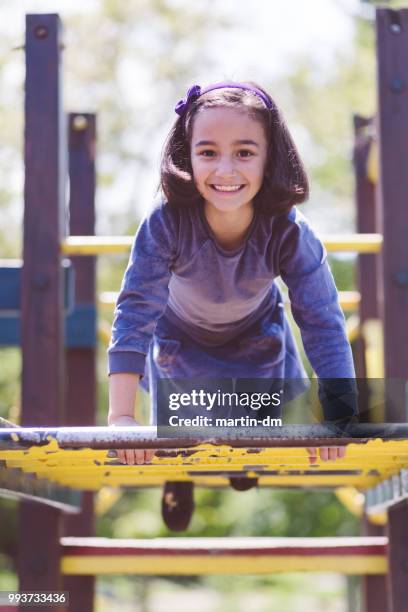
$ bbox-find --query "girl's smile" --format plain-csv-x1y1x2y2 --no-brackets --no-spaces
211,184,244,190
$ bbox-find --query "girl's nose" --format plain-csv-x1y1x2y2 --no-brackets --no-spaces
216,156,237,177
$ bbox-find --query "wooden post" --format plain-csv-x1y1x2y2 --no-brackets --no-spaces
355,107,389,605
353,115,379,326
63,113,97,612
386,501,408,612
350,113,388,608
362,519,388,612
352,116,378,422
376,8,408,612
18,13,66,610
376,8,408,400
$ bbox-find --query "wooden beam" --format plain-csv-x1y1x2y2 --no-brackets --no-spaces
376,9,408,386
387,501,408,612
376,10,408,612
362,519,388,612
63,113,97,612
353,116,379,323
18,13,66,604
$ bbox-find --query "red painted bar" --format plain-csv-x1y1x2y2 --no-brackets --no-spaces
63,114,97,611
18,14,66,610
61,536,388,558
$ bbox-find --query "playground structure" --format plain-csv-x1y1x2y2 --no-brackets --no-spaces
0,8,408,612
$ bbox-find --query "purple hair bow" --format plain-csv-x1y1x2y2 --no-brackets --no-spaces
174,84,202,117
174,81,273,117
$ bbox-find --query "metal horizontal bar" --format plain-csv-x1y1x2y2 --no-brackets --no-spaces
322,234,382,253
0,417,18,428
0,305,96,348
1,424,408,450
0,259,75,313
338,291,361,310
60,536,388,576
61,236,133,255
0,464,81,513
98,290,362,312
365,468,408,514
61,234,383,256
61,535,387,555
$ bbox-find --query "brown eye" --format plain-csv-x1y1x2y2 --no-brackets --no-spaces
199,150,215,157
238,150,254,158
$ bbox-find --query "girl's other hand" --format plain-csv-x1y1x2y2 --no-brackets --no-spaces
108,415,156,465
306,446,346,465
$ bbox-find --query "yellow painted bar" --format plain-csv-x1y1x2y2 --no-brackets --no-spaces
346,314,360,344
2,438,408,491
61,234,383,256
99,290,362,313
321,234,382,253
98,291,118,310
335,487,387,526
61,554,386,576
339,291,361,310
49,475,383,491
367,140,378,184
95,487,122,516
61,236,133,255
98,320,112,347
362,319,384,379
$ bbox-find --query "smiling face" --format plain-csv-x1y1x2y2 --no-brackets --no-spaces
190,107,268,215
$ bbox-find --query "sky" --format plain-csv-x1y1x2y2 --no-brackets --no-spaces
2,0,364,235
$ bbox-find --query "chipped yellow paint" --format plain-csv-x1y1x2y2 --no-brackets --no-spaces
61,554,387,576
1,439,408,495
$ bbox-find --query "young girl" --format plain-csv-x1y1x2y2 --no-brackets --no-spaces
108,80,357,478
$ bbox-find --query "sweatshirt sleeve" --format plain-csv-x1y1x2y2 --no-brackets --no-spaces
107,199,179,376
277,208,358,422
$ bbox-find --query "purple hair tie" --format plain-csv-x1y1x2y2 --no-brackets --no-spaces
174,81,273,116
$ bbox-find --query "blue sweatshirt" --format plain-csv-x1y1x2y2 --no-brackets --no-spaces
108,196,357,422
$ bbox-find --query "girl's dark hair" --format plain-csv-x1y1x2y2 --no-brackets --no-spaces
158,81,309,217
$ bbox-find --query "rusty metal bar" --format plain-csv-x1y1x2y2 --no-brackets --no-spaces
1,424,408,450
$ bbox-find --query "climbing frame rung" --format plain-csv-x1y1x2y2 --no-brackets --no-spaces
60,536,388,575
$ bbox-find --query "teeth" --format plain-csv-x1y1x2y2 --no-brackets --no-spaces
212,185,242,191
